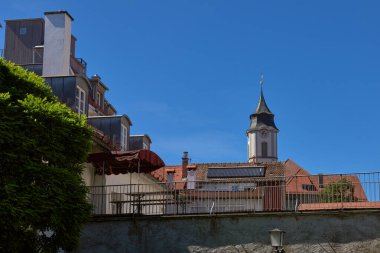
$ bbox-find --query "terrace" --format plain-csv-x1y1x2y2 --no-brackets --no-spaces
88,171,380,216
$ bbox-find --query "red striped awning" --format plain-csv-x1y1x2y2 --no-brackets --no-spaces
87,150,165,175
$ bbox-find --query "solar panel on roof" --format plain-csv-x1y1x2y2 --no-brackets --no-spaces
207,167,265,178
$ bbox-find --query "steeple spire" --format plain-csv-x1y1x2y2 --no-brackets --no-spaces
255,74,273,115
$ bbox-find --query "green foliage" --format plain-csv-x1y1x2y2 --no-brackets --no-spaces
0,59,92,252
320,178,358,203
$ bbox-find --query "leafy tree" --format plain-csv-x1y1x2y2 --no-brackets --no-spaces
0,59,92,252
320,178,358,203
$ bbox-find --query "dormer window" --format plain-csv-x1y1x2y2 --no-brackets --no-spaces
120,125,128,151
96,91,100,105
187,170,195,190
75,86,86,115
167,172,174,189
95,91,104,109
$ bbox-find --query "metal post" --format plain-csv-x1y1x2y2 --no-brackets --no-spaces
340,174,343,210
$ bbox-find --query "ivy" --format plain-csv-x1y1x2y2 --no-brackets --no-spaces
0,59,92,252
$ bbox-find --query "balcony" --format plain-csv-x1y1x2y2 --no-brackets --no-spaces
87,171,380,216
71,56,87,75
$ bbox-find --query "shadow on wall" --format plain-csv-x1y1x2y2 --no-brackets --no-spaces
78,211,380,253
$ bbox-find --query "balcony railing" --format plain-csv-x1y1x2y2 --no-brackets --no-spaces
70,56,87,75
87,172,380,216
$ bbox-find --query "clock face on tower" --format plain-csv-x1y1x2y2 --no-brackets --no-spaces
260,130,268,138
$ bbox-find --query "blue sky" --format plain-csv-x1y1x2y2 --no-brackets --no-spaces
1,1,379,174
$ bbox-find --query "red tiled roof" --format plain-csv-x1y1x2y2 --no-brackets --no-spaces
284,159,367,202
150,165,190,190
285,159,315,193
298,202,380,211
151,159,368,205
151,162,285,190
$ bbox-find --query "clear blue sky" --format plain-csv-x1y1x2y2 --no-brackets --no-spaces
1,0,379,174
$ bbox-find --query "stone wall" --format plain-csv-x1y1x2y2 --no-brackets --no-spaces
77,210,380,253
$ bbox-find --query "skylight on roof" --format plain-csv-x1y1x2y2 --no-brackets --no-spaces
207,167,265,178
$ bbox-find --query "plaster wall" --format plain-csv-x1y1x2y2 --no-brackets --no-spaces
89,173,165,215
78,211,380,253
248,131,277,163
43,13,72,76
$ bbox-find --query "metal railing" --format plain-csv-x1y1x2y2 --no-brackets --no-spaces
87,172,380,216
70,57,87,75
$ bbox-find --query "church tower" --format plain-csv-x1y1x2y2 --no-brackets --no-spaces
247,77,279,163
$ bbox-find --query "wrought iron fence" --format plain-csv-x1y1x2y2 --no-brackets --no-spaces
87,172,380,216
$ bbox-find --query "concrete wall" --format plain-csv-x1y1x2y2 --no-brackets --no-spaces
77,210,380,253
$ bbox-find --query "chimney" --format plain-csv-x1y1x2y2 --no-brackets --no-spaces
42,11,73,76
91,74,101,80
182,151,189,179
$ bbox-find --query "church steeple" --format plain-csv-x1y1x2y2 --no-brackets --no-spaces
247,76,279,163
255,79,273,114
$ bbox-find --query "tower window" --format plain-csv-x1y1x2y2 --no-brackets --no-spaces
262,142,268,157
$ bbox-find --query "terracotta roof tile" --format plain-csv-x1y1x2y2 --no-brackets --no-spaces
298,202,380,211
284,159,367,202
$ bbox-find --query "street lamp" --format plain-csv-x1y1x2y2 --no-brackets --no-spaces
269,228,285,253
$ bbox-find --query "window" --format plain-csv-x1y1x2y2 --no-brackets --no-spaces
318,174,324,188
261,142,268,157
96,91,103,109
231,185,239,192
120,125,128,151
167,172,174,189
302,184,317,191
143,142,149,150
20,27,27,35
187,170,195,190
75,86,86,115
96,91,100,105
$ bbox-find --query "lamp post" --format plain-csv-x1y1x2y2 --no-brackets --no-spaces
269,228,285,253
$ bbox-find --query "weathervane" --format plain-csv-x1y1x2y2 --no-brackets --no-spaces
260,73,264,89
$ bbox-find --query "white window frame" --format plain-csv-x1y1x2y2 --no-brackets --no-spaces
96,91,100,105
120,125,128,151
187,170,196,190
75,86,86,115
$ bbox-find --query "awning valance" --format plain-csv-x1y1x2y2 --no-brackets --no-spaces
87,150,165,175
